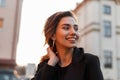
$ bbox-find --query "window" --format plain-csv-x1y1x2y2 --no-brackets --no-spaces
117,59,120,80
0,0,6,7
104,50,112,68
103,5,111,14
103,20,112,37
0,18,3,28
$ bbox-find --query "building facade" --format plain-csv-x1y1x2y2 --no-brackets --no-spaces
0,0,23,69
74,0,120,80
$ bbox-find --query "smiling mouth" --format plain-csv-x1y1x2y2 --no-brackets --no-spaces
66,36,78,40
66,37,77,43
67,38,76,41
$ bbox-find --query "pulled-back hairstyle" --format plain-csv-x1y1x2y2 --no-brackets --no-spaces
41,11,77,62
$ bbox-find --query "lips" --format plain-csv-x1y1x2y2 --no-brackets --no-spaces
66,36,78,41
67,38,76,40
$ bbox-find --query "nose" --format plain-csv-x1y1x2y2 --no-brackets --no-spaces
69,27,79,40
69,27,76,35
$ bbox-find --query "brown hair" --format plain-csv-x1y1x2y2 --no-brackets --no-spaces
41,11,77,62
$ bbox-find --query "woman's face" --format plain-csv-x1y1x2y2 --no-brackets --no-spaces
54,16,79,49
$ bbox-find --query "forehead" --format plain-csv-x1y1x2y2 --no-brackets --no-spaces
58,16,77,26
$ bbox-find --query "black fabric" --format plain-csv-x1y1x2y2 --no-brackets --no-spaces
83,53,104,80
31,47,104,80
56,64,70,80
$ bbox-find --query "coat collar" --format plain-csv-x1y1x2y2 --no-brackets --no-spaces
64,47,86,80
72,47,85,63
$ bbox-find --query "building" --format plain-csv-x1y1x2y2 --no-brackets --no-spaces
25,63,36,79
74,0,120,80
0,0,23,69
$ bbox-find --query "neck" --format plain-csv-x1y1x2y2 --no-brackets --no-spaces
56,47,74,67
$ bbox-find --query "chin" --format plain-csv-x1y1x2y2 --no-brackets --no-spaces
68,44,77,48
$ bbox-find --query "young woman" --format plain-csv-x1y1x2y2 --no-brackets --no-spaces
31,11,104,80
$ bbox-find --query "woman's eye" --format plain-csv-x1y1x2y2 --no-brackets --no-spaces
63,26,69,30
74,26,78,31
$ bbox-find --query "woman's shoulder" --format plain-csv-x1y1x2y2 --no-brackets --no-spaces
37,59,48,67
74,47,99,61
84,53,98,59
83,53,100,64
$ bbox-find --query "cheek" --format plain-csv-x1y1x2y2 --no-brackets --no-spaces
55,30,67,40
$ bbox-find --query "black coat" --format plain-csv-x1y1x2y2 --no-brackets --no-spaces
31,47,104,80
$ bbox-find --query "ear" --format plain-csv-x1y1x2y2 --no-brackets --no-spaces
51,34,56,40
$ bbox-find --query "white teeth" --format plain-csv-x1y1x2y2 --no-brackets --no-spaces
67,38,76,40
66,36,78,40
69,38,75,40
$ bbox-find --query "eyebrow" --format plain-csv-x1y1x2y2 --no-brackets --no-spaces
62,23,78,27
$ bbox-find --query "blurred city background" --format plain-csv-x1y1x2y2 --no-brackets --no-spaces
0,0,120,80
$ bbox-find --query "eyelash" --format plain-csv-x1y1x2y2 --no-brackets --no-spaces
63,26,69,30
74,26,78,31
63,26,78,31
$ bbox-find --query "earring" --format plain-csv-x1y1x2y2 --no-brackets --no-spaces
52,40,55,48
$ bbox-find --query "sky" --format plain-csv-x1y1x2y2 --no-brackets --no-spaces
16,0,83,66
